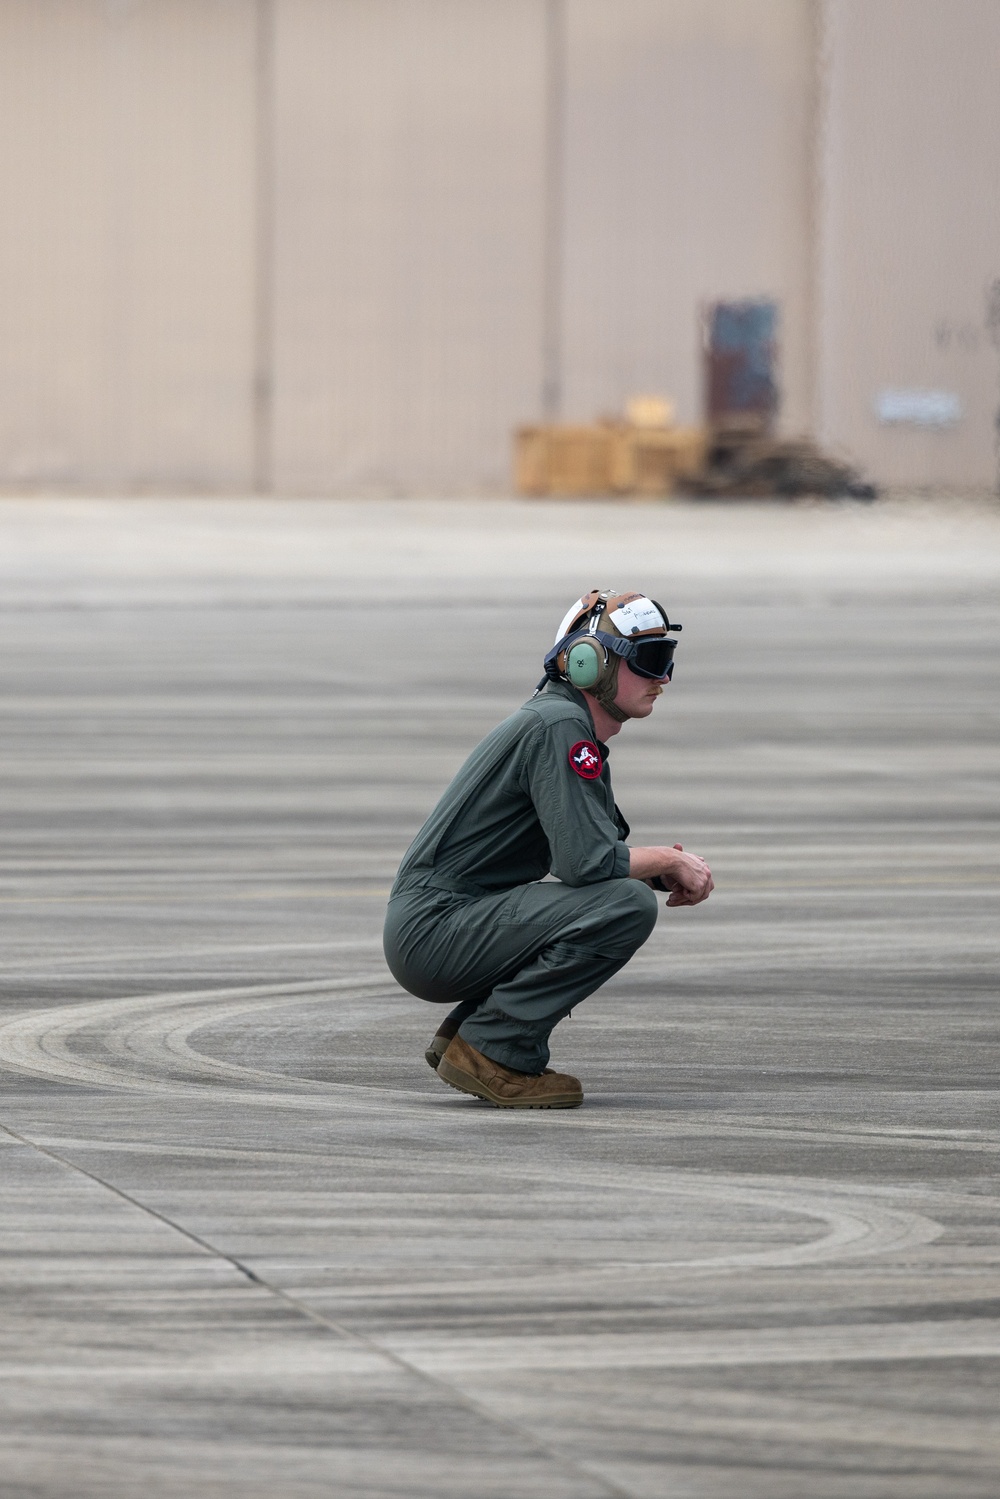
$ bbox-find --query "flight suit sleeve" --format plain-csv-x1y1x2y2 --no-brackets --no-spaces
519,717,631,886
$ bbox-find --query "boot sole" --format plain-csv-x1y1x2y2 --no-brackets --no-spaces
437,1056,583,1109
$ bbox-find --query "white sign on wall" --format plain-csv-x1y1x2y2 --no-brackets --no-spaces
875,390,963,427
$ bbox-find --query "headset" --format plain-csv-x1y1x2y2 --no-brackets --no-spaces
536,591,681,695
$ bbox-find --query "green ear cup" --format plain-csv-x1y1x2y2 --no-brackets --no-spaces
565,639,603,689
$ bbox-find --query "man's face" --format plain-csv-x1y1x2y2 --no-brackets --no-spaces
614,659,668,719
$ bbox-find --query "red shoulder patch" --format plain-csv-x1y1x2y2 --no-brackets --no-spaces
568,739,603,780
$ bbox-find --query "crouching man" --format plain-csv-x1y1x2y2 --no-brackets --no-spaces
383,589,714,1108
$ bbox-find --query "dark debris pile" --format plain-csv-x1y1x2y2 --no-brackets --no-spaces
684,420,877,499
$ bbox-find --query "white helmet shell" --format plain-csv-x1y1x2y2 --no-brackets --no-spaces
554,589,666,644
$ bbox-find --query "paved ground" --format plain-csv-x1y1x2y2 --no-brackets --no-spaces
0,495,997,1498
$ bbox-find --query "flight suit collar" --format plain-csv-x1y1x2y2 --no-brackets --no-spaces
536,679,610,756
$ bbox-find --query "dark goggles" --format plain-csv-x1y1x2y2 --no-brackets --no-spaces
597,631,677,681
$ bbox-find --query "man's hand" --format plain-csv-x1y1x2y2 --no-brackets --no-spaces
629,843,714,906
661,843,714,905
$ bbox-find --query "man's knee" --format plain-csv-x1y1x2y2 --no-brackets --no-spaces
582,877,657,955
618,877,659,940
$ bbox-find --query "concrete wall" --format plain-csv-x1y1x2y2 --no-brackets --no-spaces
560,0,816,435
270,0,546,495
0,0,256,488
0,0,995,493
817,0,1000,489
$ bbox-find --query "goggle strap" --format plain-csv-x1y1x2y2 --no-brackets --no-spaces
543,628,676,685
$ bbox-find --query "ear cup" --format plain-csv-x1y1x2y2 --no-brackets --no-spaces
564,637,605,689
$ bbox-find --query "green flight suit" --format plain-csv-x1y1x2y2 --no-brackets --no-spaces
383,680,658,1073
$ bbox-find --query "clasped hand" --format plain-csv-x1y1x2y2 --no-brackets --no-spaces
629,843,715,906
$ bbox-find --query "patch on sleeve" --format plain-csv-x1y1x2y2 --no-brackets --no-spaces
568,740,603,780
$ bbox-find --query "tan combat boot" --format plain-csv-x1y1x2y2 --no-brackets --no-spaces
436,1034,583,1109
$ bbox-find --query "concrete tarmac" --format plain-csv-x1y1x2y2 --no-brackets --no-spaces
0,496,997,1498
